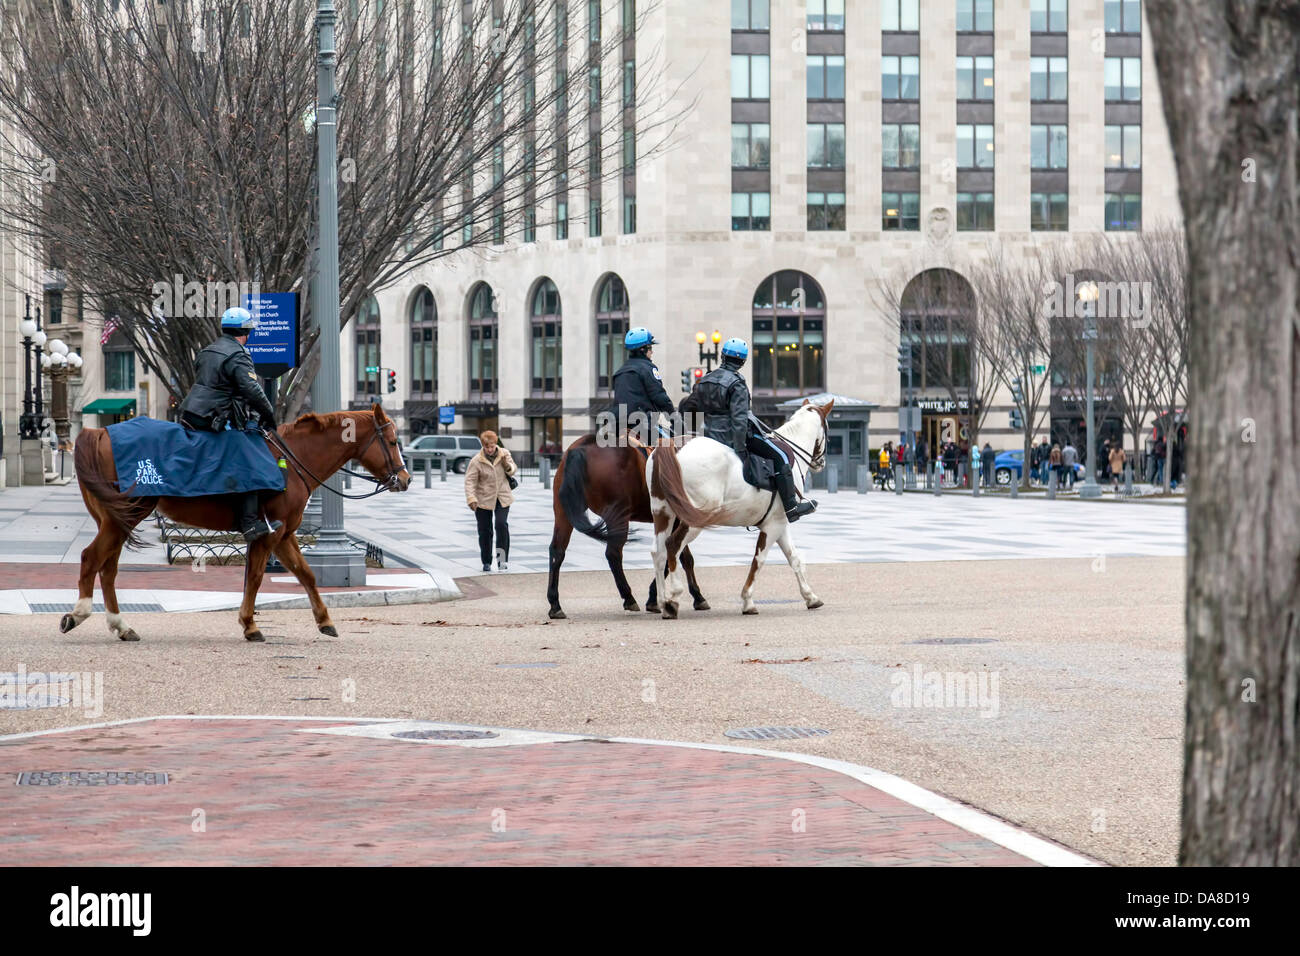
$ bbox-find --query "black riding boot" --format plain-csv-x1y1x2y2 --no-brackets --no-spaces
239,492,283,543
775,469,816,522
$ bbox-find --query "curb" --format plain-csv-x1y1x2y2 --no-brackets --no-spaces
255,584,462,611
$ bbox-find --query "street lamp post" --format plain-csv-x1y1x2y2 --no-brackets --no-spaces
18,296,39,441
304,0,366,586
1078,281,1102,499
695,330,721,372
41,338,82,481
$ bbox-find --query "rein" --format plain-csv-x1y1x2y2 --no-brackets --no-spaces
264,418,404,500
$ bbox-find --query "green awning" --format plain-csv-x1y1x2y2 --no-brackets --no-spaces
81,397,136,414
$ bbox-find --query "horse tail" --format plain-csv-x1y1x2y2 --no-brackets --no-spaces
74,429,151,551
557,443,619,541
650,440,720,528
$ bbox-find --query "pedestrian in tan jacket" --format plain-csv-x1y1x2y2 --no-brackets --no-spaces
464,431,518,572
1108,444,1127,492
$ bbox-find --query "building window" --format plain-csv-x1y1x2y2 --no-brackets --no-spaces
353,295,380,397
751,271,826,395
623,195,637,233
468,282,498,396
462,211,473,243
806,0,844,31
1030,56,1068,101
957,124,995,169
1104,0,1140,33
807,191,846,231
882,0,919,32
807,123,846,168
731,54,771,99
956,0,993,32
956,192,995,230
733,122,772,168
103,327,135,391
492,204,505,245
595,274,630,394
524,209,537,243
1105,125,1142,168
1031,0,1068,33
531,416,564,459
556,200,569,239
956,56,994,100
883,192,920,230
409,287,437,399
806,54,846,100
882,124,920,168
622,127,635,170
531,278,563,395
731,192,771,231
1105,193,1141,230
1105,57,1142,101
731,0,770,30
623,58,635,106
882,55,920,100
46,290,63,325
1031,192,1069,231
588,198,602,237
900,269,976,390
1031,124,1069,169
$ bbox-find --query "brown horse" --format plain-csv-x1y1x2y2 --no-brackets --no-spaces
67,405,410,642
547,435,708,620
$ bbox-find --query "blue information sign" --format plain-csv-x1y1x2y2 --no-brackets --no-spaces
243,292,299,378
439,406,455,425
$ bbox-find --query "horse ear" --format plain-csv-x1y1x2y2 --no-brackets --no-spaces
371,402,386,422
819,399,835,420
801,398,810,406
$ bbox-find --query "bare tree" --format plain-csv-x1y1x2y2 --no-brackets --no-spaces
0,0,683,416
1146,0,1300,865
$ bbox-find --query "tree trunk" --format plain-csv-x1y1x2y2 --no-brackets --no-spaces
1146,0,1300,865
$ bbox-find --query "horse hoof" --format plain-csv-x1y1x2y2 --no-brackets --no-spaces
807,599,824,610
661,602,678,620
118,628,140,642
693,599,711,611
742,607,759,616
246,630,265,643
645,604,659,614
318,624,338,636
548,608,567,620
60,614,79,633
624,599,641,613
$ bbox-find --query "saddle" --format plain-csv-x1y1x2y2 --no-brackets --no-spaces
742,454,779,492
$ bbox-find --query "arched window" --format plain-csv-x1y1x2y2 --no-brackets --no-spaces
899,269,975,391
530,278,562,395
595,274,629,394
354,295,381,397
751,271,825,395
409,287,436,399
467,282,498,397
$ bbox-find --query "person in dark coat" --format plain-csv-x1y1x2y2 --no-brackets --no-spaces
177,307,282,542
980,442,996,488
680,337,816,522
612,327,675,442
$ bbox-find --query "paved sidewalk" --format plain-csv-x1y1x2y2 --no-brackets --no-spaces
0,716,1094,866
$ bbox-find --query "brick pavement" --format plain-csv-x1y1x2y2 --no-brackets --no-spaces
0,718,1044,866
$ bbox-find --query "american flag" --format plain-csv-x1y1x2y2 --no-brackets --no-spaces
100,314,121,346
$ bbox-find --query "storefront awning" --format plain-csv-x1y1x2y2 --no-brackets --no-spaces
81,397,136,414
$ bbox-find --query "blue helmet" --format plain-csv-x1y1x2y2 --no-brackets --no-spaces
721,337,749,363
220,306,256,331
624,327,658,350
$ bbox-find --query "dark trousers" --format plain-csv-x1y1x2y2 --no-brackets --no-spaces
475,503,510,566
745,432,791,471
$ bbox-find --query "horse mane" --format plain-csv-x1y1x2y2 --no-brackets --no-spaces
285,410,372,434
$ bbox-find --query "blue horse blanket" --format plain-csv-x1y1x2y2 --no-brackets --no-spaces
107,417,285,497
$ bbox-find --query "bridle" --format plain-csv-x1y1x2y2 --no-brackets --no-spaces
265,416,407,500
756,409,828,474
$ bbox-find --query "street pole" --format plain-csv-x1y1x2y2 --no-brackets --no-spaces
1078,289,1102,499
305,0,366,585
33,305,44,423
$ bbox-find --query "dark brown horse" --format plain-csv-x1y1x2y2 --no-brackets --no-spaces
547,435,708,620
67,405,410,642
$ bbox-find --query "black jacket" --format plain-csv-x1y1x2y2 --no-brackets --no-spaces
178,334,276,431
612,354,674,422
680,363,749,455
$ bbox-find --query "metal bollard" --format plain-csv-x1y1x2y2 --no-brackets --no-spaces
1047,467,1057,500
827,463,839,493
343,471,351,489
440,456,447,482
541,457,552,489
972,464,980,497
423,457,431,488
933,462,942,496
1009,472,1018,498
857,465,868,494
1124,462,1133,497
894,464,903,495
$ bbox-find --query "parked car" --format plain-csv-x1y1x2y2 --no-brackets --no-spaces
994,449,1084,486
406,434,482,474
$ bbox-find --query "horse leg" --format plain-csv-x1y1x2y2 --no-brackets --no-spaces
776,525,823,610
740,530,774,615
62,518,115,634
273,533,336,635
645,576,659,614
652,512,677,620
546,517,573,620
679,538,710,611
605,525,640,612
662,519,691,616
238,537,274,642
100,545,140,642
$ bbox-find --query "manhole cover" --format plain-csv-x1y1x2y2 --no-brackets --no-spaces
907,638,999,645
16,771,168,786
724,726,831,741
1,674,76,710
496,662,558,669
391,729,500,741
0,692,70,710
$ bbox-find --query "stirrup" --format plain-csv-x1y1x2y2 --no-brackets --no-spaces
243,517,283,543
784,499,817,522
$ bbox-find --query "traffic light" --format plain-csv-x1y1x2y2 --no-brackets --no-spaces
387,369,397,393
897,343,910,373
681,369,692,391
693,367,704,384
1010,409,1023,430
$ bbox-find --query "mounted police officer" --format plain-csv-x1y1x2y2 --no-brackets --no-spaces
681,337,817,522
612,327,675,442
178,306,283,543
